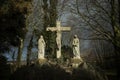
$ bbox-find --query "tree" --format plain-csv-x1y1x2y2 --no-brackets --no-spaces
42,0,58,58
0,0,32,67
27,35,33,65
67,0,120,79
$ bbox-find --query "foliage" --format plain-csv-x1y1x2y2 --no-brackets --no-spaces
10,62,109,80
61,45,73,60
0,0,31,53
42,0,58,57
72,63,107,80
0,55,11,80
10,64,71,80
66,0,120,79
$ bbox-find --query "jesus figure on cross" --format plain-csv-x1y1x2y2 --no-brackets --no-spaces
46,21,71,58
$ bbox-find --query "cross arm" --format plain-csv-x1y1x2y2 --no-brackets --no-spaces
46,27,57,31
60,27,71,31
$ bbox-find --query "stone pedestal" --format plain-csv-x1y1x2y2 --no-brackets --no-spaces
71,58,83,68
57,50,61,58
37,59,47,64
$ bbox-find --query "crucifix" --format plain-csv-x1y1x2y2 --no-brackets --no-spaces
46,21,71,58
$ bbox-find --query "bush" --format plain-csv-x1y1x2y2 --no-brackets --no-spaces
10,64,71,80
0,55,11,80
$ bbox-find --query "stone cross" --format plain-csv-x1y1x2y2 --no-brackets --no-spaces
46,21,71,58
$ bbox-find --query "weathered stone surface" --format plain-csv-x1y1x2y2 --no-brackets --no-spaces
38,35,46,59
71,58,83,68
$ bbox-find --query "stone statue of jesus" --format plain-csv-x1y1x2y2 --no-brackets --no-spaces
38,35,45,59
72,35,82,59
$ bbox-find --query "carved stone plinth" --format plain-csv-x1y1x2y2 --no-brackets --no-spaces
71,58,83,68
37,59,47,64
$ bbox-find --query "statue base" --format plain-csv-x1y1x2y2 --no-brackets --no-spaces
71,58,83,68
37,58,47,64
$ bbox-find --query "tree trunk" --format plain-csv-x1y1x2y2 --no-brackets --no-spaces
111,0,120,79
16,38,23,68
118,0,120,25
26,35,33,66
42,0,58,58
